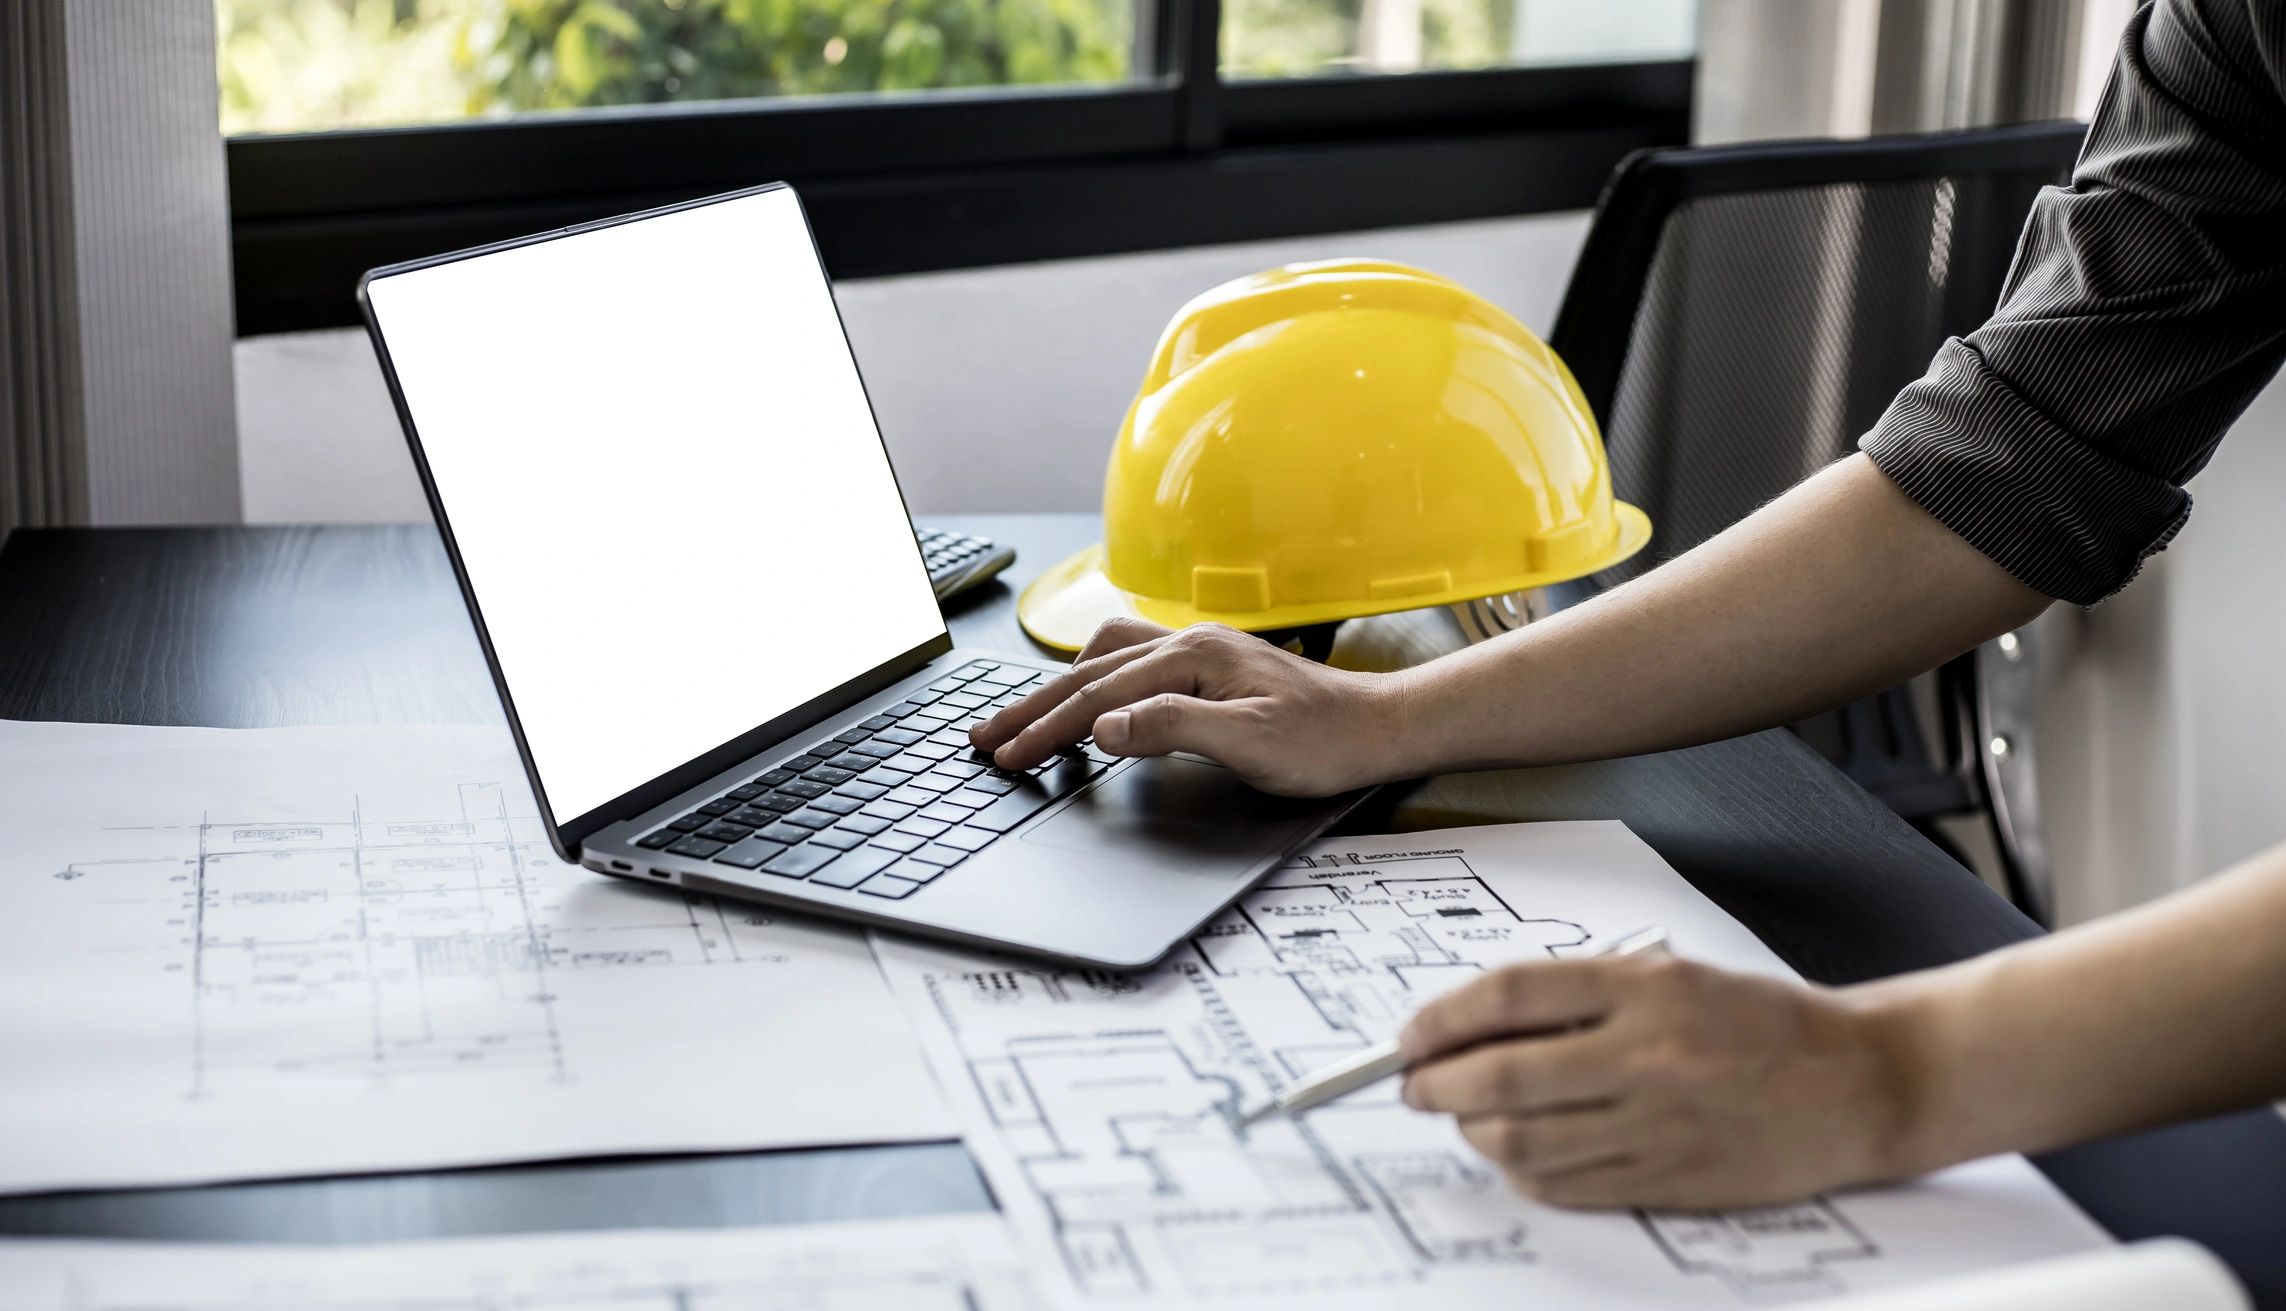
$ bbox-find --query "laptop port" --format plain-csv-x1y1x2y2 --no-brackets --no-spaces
648,868,674,880
609,859,632,871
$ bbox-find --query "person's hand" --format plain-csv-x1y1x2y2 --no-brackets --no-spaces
1398,952,1926,1210
970,619,1409,796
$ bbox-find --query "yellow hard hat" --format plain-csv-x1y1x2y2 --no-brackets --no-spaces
1018,259,1651,651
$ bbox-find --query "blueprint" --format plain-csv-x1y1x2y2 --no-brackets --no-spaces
0,719,954,1192
0,1213,1039,1310
872,820,2112,1308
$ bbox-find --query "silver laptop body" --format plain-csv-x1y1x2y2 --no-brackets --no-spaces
359,182,1363,968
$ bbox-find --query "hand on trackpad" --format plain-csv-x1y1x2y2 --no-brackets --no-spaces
1020,755,1331,869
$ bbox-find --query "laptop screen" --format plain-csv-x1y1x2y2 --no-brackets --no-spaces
364,187,945,826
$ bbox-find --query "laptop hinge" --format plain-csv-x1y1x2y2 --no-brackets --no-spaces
561,630,953,850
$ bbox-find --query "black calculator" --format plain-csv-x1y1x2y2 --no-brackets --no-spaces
916,525,1016,602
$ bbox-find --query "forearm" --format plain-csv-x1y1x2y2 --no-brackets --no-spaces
1869,842,2286,1172
1384,454,2050,776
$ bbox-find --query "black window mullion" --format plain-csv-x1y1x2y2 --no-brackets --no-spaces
1172,0,1224,151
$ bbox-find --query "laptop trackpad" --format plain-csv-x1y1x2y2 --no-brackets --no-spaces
1020,755,1328,871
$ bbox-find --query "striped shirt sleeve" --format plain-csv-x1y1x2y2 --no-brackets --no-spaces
1858,0,2286,605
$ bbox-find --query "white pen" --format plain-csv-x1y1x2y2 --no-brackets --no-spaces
1233,923,1671,1131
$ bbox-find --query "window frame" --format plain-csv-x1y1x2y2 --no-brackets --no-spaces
225,0,1692,334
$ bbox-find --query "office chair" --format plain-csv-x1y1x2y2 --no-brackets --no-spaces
1549,123,2087,925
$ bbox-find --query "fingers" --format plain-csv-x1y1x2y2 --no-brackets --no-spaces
1407,957,1872,1212
1399,959,1623,1065
998,638,1241,767
969,636,1164,757
1511,1156,1655,1210
1400,1031,1622,1117
984,624,1272,769
1456,1107,1637,1184
1076,617,1174,663
1099,693,1263,765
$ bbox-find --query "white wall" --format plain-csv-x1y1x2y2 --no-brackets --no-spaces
236,210,1592,523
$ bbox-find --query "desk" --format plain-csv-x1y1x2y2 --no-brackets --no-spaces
2,518,2281,1304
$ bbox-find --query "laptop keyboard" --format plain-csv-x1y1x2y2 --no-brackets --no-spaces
630,661,1112,900
918,526,1013,602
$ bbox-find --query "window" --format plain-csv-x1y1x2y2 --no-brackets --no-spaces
219,0,1697,335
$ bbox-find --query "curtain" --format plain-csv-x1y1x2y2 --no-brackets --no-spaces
1696,0,2097,145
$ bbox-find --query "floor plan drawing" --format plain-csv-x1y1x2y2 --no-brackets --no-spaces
0,1214,1040,1311
1639,1202,1879,1299
874,821,2113,1310
72,777,789,1098
0,720,955,1192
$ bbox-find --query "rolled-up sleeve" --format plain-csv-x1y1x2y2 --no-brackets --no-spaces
1859,0,2286,605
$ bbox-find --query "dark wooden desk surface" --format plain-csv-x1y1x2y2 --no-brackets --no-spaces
2,519,2281,1304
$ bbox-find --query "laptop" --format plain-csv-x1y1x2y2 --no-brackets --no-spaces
358,182,1366,968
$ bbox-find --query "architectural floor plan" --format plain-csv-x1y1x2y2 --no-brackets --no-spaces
0,720,954,1192
0,1214,1037,1311
874,821,2111,1309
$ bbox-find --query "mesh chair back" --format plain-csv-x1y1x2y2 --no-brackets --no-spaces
1549,125,2084,815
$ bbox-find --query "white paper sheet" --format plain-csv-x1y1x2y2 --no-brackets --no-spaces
0,719,955,1192
1789,1240,2247,1311
872,820,2112,1309
0,1213,1041,1310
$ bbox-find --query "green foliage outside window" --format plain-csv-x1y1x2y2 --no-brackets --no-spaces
217,0,1132,134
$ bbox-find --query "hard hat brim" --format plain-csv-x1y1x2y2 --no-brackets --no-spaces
1017,501,1653,653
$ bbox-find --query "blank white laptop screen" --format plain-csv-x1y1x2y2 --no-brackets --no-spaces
364,187,945,823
